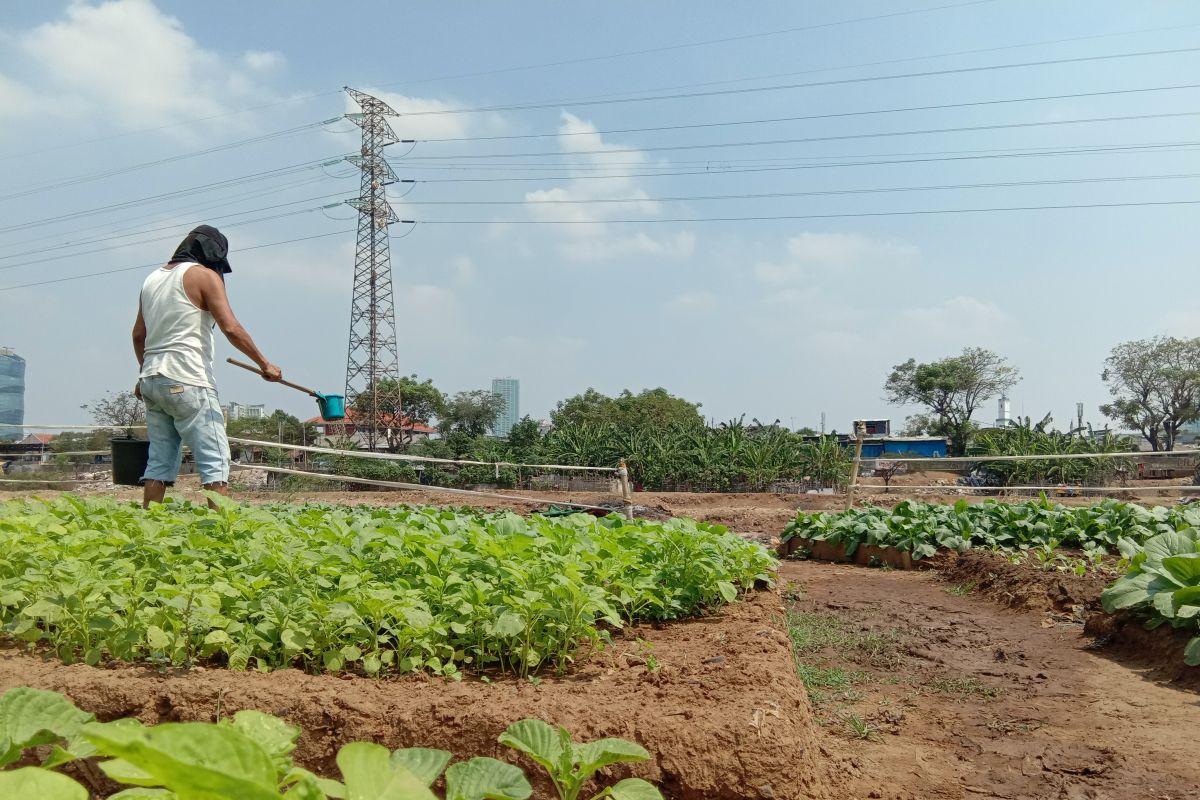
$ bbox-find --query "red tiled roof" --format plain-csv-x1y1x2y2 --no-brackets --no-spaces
306,409,437,433
21,433,57,445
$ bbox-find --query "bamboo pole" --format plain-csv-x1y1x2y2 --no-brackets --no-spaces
844,421,867,512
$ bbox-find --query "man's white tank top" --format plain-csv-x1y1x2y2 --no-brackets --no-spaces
139,263,216,388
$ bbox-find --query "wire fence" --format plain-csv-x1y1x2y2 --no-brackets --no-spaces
4,425,1199,507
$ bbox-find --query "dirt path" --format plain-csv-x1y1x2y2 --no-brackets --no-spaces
781,560,1200,800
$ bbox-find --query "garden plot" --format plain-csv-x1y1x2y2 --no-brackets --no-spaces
0,495,828,800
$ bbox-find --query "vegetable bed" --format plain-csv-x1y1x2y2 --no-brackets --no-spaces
782,498,1200,665
0,496,774,677
782,498,1200,560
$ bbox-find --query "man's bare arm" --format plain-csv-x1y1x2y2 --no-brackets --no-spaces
194,270,282,381
132,303,147,399
132,304,147,368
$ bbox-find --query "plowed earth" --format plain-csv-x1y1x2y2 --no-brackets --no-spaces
783,556,1200,799
0,589,829,800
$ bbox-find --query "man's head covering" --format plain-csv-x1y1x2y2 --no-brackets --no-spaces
170,225,231,274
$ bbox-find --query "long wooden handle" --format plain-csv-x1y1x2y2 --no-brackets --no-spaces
225,357,317,397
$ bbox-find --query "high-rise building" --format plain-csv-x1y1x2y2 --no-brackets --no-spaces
222,402,266,421
0,347,25,441
491,378,519,437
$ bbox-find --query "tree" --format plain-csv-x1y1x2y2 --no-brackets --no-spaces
1101,336,1200,451
83,390,144,437
505,416,544,463
441,390,506,439
884,347,1019,456
551,388,703,431
351,375,447,452
227,410,317,446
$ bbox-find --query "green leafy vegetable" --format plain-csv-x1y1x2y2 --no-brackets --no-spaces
498,719,660,800
0,766,88,799
1101,529,1200,666
0,688,665,800
0,496,773,677
0,687,95,768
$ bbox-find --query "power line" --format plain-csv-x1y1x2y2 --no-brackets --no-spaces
385,172,1200,206
0,157,343,236
410,141,1200,183
0,173,337,253
404,109,1200,161
418,83,1200,144
3,13,1192,164
0,229,355,292
503,22,1200,111
5,172,1189,270
404,199,1200,224
0,2,996,162
397,46,1200,117
0,119,339,203
0,194,349,269
374,0,1000,90
9,198,1199,292
392,140,1200,170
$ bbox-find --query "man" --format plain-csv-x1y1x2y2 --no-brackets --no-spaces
132,224,281,509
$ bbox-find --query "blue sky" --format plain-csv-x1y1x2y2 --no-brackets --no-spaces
2,0,1199,431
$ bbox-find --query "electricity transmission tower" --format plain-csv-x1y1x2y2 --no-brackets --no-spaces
343,87,401,449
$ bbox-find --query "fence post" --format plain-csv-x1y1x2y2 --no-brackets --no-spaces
617,459,633,519
844,421,866,512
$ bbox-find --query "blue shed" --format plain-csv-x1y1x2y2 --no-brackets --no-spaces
857,436,948,458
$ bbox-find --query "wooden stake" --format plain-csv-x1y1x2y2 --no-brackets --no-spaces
844,421,866,512
618,459,634,519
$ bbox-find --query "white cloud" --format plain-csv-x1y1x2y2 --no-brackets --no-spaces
523,111,694,262
665,290,717,314
762,287,823,308
560,231,695,262
0,72,52,122
450,255,476,287
349,88,506,142
899,295,1011,340
396,284,460,326
754,232,920,285
243,50,285,72
11,0,283,133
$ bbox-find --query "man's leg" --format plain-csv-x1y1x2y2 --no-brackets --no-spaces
143,479,168,507
139,378,183,508
201,481,229,509
176,386,231,510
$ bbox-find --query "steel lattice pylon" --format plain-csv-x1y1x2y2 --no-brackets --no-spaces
343,87,401,449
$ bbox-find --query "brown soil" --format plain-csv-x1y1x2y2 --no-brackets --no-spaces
0,589,829,800
782,559,1200,800
933,549,1200,688
934,550,1113,616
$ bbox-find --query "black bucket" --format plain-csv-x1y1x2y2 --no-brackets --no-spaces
111,438,150,486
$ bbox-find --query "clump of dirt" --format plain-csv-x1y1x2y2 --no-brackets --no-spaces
1083,611,1200,689
780,560,1200,799
0,590,829,800
935,550,1200,687
934,549,1111,615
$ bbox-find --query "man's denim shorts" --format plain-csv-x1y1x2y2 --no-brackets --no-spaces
139,374,230,485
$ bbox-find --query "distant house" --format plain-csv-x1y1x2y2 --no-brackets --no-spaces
305,409,437,451
19,433,56,447
0,433,61,464
806,420,949,459
858,436,948,458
